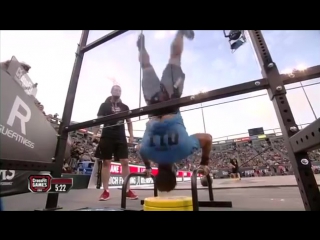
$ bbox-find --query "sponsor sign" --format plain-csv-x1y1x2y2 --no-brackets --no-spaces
0,170,15,186
108,175,140,186
0,170,42,197
103,162,189,187
241,137,250,141
28,174,73,193
0,67,57,162
28,175,52,193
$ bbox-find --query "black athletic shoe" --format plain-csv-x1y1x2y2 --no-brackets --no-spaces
137,34,145,50
179,30,195,40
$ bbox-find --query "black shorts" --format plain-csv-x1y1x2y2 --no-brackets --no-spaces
94,138,128,161
232,168,239,174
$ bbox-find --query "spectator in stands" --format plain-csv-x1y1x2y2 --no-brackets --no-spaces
93,85,137,201
230,158,241,180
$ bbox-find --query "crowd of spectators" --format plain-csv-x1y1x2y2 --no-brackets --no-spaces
188,137,320,173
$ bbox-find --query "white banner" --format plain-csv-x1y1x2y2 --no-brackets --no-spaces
88,161,194,189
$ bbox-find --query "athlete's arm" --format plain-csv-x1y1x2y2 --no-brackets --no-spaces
136,144,152,169
93,103,106,137
124,105,134,141
142,158,152,177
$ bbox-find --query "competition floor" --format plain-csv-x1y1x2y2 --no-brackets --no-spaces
3,175,320,211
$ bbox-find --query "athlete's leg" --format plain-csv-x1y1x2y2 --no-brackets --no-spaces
160,30,195,98
236,171,241,180
116,142,138,199
169,30,194,66
135,143,152,177
137,34,161,105
94,138,114,201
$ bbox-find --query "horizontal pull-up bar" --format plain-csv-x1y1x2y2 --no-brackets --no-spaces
282,65,320,85
66,78,268,132
0,159,56,171
65,64,320,133
289,118,320,153
81,30,129,54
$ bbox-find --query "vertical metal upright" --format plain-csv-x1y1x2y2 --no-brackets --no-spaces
44,31,90,210
248,30,320,211
200,103,207,133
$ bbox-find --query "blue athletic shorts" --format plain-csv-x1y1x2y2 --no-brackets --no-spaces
139,113,200,164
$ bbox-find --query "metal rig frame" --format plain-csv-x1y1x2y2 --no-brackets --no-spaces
1,30,320,211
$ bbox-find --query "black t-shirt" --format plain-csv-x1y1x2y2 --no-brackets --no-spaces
230,159,239,169
97,99,129,141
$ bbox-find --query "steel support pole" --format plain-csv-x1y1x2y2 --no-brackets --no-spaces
248,30,320,211
44,31,89,210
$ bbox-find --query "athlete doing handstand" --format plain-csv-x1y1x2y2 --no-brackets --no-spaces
136,31,213,192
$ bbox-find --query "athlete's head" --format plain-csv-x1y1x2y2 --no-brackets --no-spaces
155,164,177,192
111,85,121,100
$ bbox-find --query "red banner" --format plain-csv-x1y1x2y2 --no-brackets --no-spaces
241,137,250,141
109,162,189,177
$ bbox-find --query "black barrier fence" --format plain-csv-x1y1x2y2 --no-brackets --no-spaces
1,30,320,211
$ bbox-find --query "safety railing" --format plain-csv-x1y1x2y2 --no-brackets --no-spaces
191,169,232,211
121,172,157,209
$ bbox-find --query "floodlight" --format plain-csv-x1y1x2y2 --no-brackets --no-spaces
223,30,247,52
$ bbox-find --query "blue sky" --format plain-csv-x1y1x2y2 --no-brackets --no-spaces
1,30,319,140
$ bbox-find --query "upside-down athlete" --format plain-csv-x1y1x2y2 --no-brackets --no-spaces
136,31,213,192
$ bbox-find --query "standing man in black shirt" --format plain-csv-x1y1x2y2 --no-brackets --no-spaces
230,158,241,180
93,85,137,201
